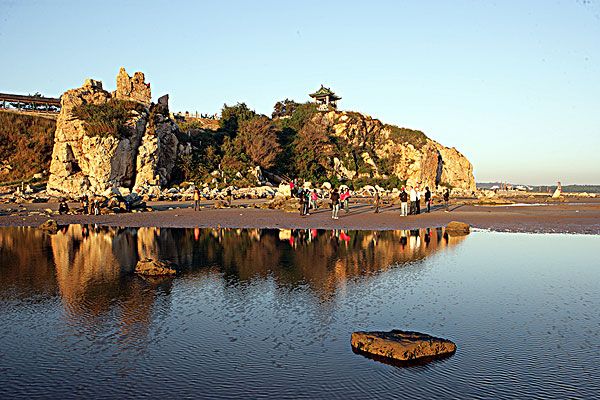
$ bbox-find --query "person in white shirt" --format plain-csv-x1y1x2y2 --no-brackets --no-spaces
409,186,417,215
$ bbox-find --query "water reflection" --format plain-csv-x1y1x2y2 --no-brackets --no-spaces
2,226,598,399
0,225,464,319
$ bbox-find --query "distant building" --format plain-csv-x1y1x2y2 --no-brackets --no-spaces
309,85,341,111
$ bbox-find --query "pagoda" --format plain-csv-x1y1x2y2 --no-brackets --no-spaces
309,85,341,111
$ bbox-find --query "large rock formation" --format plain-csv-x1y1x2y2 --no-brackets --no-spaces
312,111,476,191
47,69,180,197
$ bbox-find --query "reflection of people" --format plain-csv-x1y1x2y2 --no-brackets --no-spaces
331,189,340,220
339,230,350,242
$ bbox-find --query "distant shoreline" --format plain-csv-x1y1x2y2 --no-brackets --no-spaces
1,198,599,235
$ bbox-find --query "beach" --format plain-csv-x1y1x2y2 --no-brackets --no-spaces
2,197,599,234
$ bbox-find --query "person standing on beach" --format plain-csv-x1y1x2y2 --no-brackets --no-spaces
444,189,450,212
331,188,340,220
298,188,306,216
424,186,431,213
341,188,350,213
82,195,89,215
227,188,233,207
193,187,200,211
339,189,346,213
409,186,417,215
374,190,380,213
400,187,408,216
415,186,421,214
303,189,311,216
310,189,318,210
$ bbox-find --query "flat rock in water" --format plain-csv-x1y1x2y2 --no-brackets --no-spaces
446,221,470,236
351,330,456,365
135,259,177,276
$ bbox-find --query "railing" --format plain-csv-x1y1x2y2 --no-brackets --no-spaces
0,92,61,113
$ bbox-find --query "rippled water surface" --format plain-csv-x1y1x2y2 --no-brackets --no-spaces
0,226,599,399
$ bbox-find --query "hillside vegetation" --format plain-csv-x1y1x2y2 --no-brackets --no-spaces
175,100,434,189
0,111,55,184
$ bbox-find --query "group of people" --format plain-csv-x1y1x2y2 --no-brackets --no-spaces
79,195,102,215
329,187,351,219
289,179,451,220
296,188,321,216
398,186,451,216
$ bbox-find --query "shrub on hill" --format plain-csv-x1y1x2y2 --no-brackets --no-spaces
0,111,55,183
73,99,144,138
385,124,428,149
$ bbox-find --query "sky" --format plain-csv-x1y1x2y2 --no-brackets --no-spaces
1,0,599,185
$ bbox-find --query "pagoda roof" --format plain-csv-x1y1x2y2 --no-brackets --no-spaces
309,85,341,100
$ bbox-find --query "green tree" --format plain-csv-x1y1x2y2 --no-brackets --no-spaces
220,102,256,136
293,120,333,182
236,116,282,169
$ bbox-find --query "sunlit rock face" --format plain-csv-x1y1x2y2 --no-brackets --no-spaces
313,111,476,191
47,68,179,197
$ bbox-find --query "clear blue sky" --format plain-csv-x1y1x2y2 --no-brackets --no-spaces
1,0,599,185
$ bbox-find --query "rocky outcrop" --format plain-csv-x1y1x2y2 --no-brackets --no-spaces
47,69,180,197
351,330,456,364
313,111,476,192
115,67,151,106
134,259,177,276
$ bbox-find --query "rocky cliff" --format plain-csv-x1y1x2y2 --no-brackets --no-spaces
47,68,185,197
312,111,475,191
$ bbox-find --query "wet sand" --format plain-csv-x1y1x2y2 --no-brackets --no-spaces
1,198,599,234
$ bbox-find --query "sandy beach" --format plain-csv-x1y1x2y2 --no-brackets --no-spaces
2,198,599,234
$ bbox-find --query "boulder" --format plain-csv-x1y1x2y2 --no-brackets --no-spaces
134,259,177,276
214,200,228,208
39,219,59,234
351,330,456,364
262,195,299,213
446,221,470,236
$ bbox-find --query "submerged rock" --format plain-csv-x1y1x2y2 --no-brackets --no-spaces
446,221,470,236
134,259,177,276
351,330,456,364
39,219,59,234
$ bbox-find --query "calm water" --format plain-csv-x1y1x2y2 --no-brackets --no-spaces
0,226,598,399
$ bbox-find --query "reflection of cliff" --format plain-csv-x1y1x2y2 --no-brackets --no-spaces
154,227,466,299
47,225,171,344
0,225,465,336
0,227,56,296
